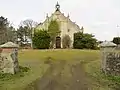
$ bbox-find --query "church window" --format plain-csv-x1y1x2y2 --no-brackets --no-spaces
68,29,70,32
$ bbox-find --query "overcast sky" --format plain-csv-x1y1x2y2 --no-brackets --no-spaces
0,0,120,41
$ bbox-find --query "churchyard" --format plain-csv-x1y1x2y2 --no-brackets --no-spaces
0,49,120,90
0,2,120,90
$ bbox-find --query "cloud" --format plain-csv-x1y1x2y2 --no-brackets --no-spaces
0,0,120,41
92,22,109,26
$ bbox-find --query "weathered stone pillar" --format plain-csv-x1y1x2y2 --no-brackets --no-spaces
0,42,19,74
100,41,117,74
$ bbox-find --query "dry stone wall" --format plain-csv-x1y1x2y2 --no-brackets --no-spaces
105,52,120,76
100,41,120,76
0,48,19,74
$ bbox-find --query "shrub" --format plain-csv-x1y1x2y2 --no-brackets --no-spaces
33,30,51,49
0,66,30,81
113,37,120,45
73,32,98,49
48,20,60,48
62,35,71,48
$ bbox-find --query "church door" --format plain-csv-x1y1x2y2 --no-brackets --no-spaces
56,36,61,48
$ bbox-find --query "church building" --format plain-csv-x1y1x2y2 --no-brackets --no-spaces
36,2,83,48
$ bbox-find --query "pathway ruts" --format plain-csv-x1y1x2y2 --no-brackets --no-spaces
25,60,91,90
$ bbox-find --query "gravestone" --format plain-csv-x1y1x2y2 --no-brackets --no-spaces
0,42,19,74
100,41,117,74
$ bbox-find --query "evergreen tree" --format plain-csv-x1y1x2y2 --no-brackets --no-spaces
0,16,9,44
73,32,98,49
113,37,120,45
33,30,50,49
0,16,17,44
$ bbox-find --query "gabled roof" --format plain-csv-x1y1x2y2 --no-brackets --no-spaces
100,41,117,47
36,2,81,32
0,42,19,48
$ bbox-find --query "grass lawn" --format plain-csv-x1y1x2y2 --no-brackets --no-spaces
0,49,118,90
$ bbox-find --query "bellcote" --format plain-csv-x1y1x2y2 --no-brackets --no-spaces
55,2,60,11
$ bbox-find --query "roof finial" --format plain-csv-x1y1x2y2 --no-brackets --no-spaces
55,1,60,11
67,13,70,18
46,13,48,18
57,1,59,5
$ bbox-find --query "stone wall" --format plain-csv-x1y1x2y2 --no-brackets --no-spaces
105,52,120,76
0,48,19,74
0,49,3,72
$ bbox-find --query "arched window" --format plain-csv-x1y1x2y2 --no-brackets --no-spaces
68,29,70,32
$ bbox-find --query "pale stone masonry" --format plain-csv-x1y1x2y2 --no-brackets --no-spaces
0,42,19,74
36,2,83,48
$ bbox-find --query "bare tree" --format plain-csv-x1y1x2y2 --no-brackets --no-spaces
20,19,38,48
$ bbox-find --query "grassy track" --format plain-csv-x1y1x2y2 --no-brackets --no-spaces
0,49,117,90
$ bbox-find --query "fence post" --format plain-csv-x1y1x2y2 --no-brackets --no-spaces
100,41,117,74
0,42,19,74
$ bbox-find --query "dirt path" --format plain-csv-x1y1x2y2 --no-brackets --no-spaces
25,60,92,90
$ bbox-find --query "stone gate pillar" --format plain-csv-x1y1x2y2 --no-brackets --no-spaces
100,41,117,74
0,42,19,74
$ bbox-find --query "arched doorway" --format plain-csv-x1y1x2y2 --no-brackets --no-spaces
56,36,61,48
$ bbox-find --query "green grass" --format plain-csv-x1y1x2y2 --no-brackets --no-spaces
0,49,119,90
0,66,29,81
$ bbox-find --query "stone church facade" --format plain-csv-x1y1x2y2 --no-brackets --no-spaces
36,2,83,48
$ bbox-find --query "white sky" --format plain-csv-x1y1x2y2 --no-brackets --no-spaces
0,0,120,41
